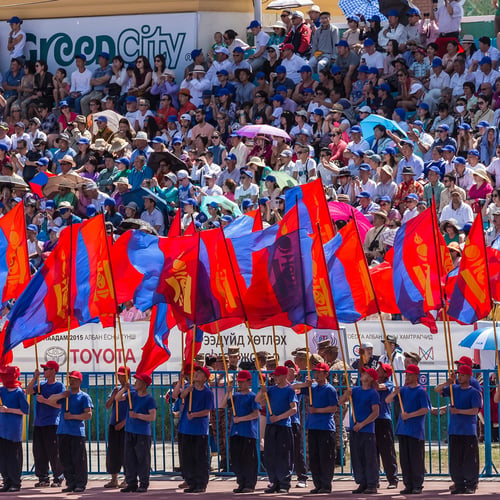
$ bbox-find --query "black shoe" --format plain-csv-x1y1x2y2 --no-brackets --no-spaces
51,480,63,488
317,489,331,494
364,488,377,494
34,480,50,487
136,486,148,493
388,483,398,489
400,487,413,494
352,486,366,494
73,487,85,493
310,488,320,494
241,489,255,493
0,486,9,493
411,488,422,495
121,485,138,492
265,486,278,493
451,488,466,495
277,489,289,493
184,488,205,493
7,487,20,492
62,486,74,493
464,488,476,494
234,488,243,493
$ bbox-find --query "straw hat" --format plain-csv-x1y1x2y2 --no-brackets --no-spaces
472,168,490,183
90,138,109,152
109,137,129,153
246,156,266,168
447,241,462,255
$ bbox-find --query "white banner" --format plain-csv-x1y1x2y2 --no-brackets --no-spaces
10,319,479,373
0,14,198,79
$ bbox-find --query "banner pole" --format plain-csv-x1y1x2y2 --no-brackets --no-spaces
216,321,236,415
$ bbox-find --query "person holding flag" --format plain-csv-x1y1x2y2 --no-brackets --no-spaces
256,365,298,494
339,367,380,495
293,362,338,494
435,365,482,494
178,365,214,493
386,365,430,495
103,366,131,489
221,370,261,494
48,371,93,493
117,372,157,493
0,365,29,493
26,361,64,488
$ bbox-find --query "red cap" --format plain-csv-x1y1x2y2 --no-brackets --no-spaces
363,367,379,381
195,365,211,380
405,364,420,375
41,360,59,372
272,365,289,376
69,370,83,381
134,372,152,386
379,363,393,376
0,365,20,377
281,43,294,51
237,370,252,381
284,360,299,372
455,356,473,367
314,362,330,372
117,366,131,376
458,365,472,376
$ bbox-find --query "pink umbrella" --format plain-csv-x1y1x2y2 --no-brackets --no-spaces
328,201,372,241
237,124,291,141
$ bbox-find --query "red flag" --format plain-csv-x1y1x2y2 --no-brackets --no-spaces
0,202,30,303
487,247,500,302
370,261,400,314
246,208,263,232
447,212,491,323
183,219,196,235
168,210,182,237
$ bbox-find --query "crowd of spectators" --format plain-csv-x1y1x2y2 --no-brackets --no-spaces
0,7,498,272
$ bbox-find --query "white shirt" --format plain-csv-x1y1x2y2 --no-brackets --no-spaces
293,158,317,184
435,1,463,34
429,70,450,90
206,59,233,86
401,206,419,223
472,47,500,65
281,54,308,84
70,68,92,94
487,158,500,186
109,68,129,94
450,71,468,97
378,23,408,47
10,132,31,151
254,30,270,54
468,68,500,87
440,202,474,229
181,76,212,107
9,30,26,59
235,183,259,205
361,50,385,70
141,207,165,234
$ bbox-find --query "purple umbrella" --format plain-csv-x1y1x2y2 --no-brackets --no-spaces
237,124,291,141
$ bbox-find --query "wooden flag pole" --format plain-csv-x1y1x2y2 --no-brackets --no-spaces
65,220,74,411
216,321,236,415
272,325,279,365
189,325,196,412
304,325,313,405
113,316,119,422
354,323,365,367
34,339,40,394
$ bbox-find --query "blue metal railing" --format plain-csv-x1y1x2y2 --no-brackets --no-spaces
16,369,500,477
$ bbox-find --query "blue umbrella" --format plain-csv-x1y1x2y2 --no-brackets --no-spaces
338,0,387,21
360,114,407,144
459,327,500,350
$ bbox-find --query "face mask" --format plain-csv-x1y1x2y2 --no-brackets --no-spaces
456,105,465,113
272,140,278,146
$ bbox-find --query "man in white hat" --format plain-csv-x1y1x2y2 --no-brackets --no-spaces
283,10,312,58
180,66,211,106
206,47,232,86
128,154,154,191
247,20,270,71
130,131,153,164
308,11,339,72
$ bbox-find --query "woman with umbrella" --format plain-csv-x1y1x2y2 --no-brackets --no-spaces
248,135,272,165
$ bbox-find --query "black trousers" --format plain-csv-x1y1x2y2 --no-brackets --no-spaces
229,435,258,489
0,438,22,489
375,419,398,484
106,425,125,475
33,425,63,481
349,431,379,488
308,429,335,491
179,433,209,490
449,434,479,490
398,435,425,490
264,424,294,490
58,434,88,490
291,422,308,481
124,432,151,488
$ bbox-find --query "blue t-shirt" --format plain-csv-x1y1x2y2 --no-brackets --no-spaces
301,382,338,431
349,386,380,433
34,381,64,426
178,385,214,436
395,385,430,440
291,393,302,425
125,392,157,436
109,388,135,426
377,380,394,421
0,387,29,442
57,390,93,437
443,385,482,436
266,384,298,427
230,391,261,439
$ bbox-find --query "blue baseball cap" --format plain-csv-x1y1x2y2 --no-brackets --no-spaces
413,120,424,127
221,215,234,223
468,149,480,157
394,108,406,120
358,65,369,73
359,164,371,172
478,121,490,128
98,52,110,60
104,198,116,207
442,145,456,153
347,15,360,22
303,87,314,94
380,83,391,92
86,204,97,216
59,100,69,108
387,9,400,16
364,38,375,46
407,7,421,15
382,147,396,155
202,90,212,98
299,65,312,73
368,67,379,74
191,49,202,59
172,137,183,145
428,166,441,173
276,65,287,74
255,71,266,79
458,123,471,131
46,200,55,209
242,199,254,209
240,169,254,178
259,197,270,205
313,108,324,116
117,157,130,167
217,69,229,76
400,139,414,147
215,87,231,96
405,193,419,201
75,53,87,61
351,125,362,133
152,137,165,144
233,46,244,54
336,40,349,47
418,102,429,110
379,196,391,203
480,56,492,65
437,124,450,132
78,137,90,145
167,115,178,123
276,85,288,92
265,175,277,183
7,16,22,24
330,65,342,74
27,224,38,232
36,157,49,166
432,57,443,67
126,96,137,103
226,153,237,161
181,198,198,207
272,94,284,103
453,157,466,164
356,191,372,198
96,115,108,123
0,144,8,152
247,20,261,29
351,150,364,158
368,15,381,22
